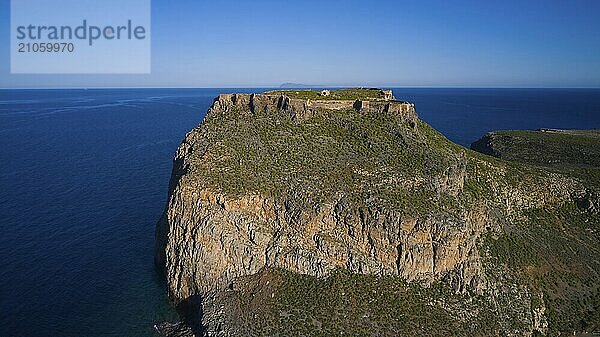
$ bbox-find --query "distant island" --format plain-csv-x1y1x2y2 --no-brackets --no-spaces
155,88,600,336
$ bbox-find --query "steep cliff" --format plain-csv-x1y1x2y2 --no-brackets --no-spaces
156,89,600,336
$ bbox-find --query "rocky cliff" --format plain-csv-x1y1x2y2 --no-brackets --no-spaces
156,89,600,336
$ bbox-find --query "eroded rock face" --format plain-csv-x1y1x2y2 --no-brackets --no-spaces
155,92,593,336
157,187,496,301
156,93,485,302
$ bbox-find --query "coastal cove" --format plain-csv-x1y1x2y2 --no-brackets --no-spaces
1,88,599,336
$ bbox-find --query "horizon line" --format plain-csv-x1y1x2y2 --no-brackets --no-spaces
2,85,600,90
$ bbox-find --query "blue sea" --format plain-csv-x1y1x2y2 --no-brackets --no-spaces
1,88,599,337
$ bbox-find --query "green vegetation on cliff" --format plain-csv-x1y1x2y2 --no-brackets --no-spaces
189,101,460,216
483,204,600,334
471,129,600,187
159,89,600,336
221,269,498,337
471,129,600,168
472,128,600,335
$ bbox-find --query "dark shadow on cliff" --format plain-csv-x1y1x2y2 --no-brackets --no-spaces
175,294,204,336
155,153,188,273
154,152,202,336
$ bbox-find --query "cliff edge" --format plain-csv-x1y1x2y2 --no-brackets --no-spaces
156,89,600,336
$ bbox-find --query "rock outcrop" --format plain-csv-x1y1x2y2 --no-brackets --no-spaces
156,92,481,300
156,90,600,336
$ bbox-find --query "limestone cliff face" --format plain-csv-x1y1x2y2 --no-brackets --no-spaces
155,91,596,336
156,93,487,301
157,187,493,301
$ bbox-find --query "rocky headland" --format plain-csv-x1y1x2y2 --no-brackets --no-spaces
155,89,600,336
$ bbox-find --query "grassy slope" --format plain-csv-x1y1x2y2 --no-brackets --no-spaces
476,130,600,167
192,105,462,215
222,269,499,337
472,129,600,334
473,129,600,187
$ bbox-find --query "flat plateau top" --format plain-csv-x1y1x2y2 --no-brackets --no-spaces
264,88,393,101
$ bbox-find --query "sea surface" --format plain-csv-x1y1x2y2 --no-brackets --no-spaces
1,88,599,337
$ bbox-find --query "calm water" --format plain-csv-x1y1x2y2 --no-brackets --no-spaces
395,88,600,146
1,88,599,337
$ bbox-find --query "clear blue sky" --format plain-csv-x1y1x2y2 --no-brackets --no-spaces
1,0,600,88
